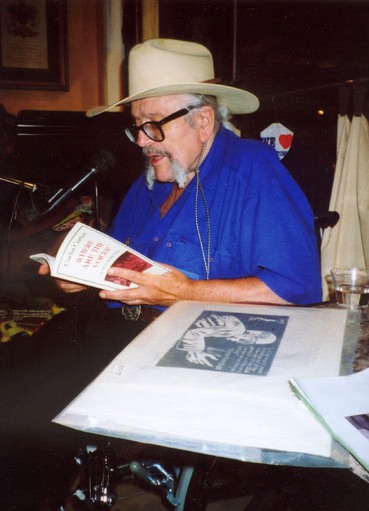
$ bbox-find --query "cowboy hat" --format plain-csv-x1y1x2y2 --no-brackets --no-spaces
86,38,259,117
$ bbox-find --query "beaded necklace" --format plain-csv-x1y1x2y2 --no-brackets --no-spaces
194,142,211,280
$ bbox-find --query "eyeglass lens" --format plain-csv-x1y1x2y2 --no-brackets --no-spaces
125,106,197,143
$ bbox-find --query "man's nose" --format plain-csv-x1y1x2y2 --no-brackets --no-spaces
136,129,153,147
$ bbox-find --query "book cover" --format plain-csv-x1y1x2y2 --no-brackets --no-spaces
30,222,168,291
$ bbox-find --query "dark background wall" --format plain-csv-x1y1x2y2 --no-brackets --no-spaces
158,0,369,213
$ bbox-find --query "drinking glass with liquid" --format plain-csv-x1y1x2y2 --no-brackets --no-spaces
330,267,369,309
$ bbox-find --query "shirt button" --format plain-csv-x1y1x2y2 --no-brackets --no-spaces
153,236,159,242
166,242,172,247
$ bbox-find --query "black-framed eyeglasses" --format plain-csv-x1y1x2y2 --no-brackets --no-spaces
125,105,199,143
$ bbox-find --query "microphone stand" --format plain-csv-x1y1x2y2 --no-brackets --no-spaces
93,175,101,231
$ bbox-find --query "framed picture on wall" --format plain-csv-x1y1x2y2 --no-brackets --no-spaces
0,0,68,90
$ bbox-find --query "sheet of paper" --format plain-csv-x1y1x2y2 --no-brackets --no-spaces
290,368,369,471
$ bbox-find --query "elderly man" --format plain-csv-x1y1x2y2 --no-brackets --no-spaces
2,39,322,510
41,38,321,313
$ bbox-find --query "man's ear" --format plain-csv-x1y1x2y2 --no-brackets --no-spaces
198,106,216,142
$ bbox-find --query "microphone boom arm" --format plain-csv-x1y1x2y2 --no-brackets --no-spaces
45,167,98,213
43,149,116,215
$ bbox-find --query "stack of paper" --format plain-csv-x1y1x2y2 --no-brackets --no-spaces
290,368,369,472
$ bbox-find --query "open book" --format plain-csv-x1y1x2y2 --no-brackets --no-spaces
30,222,168,291
54,301,352,466
290,369,369,472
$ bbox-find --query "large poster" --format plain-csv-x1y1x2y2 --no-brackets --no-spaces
54,302,349,464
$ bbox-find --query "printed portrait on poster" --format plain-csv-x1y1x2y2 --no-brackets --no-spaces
157,310,289,375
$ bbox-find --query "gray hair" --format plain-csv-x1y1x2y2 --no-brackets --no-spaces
184,94,241,136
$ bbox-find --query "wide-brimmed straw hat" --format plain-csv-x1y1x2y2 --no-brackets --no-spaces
86,38,259,117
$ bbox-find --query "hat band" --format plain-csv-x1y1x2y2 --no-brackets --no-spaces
202,77,221,84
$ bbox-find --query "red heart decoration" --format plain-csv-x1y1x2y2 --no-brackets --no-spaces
279,134,293,149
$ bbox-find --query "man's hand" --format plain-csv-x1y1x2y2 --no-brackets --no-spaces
99,264,190,306
38,263,88,294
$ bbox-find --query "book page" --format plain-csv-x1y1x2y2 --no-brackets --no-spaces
30,253,56,273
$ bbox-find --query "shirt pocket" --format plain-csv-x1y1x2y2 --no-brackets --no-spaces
167,238,247,280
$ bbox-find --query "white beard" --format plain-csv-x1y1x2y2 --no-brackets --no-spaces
145,158,190,190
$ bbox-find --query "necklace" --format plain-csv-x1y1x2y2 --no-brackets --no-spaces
195,142,211,280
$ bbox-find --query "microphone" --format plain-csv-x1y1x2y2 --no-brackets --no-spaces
0,175,39,191
44,149,116,213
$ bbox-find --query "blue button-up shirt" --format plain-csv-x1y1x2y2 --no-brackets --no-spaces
111,127,322,305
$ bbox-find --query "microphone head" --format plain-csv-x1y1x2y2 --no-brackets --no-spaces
90,149,116,173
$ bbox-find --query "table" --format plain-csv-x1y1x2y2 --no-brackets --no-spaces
55,302,369,509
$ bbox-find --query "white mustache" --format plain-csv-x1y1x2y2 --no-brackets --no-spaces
143,147,169,158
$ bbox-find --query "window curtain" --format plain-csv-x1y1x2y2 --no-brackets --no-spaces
321,82,369,299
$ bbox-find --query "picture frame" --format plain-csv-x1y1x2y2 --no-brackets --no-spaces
0,0,68,91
